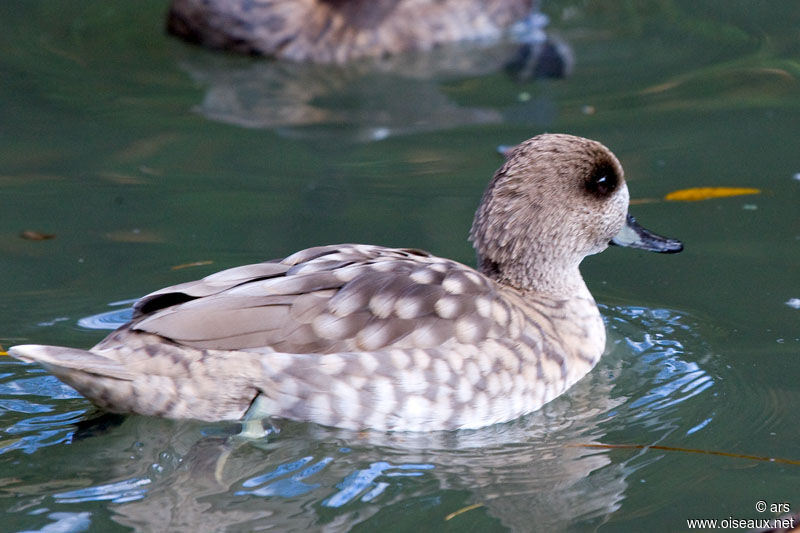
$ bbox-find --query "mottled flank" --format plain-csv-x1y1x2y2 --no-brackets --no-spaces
166,0,535,63
10,134,681,432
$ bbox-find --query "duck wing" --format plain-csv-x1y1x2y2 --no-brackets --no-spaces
126,244,507,354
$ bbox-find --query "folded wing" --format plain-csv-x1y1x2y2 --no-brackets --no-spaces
126,244,509,354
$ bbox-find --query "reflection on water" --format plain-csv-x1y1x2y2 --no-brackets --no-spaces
1,304,715,531
54,478,151,504
236,456,435,506
603,306,715,439
76,299,135,331
0,408,85,455
1,1,796,530
237,455,335,498
176,17,572,143
0,363,85,455
18,511,91,533
322,461,435,508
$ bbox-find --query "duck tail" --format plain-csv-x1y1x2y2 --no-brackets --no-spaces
9,344,134,381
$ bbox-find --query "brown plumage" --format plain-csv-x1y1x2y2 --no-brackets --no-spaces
167,0,536,63
10,134,682,431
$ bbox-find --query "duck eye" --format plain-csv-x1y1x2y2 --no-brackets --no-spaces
585,164,618,198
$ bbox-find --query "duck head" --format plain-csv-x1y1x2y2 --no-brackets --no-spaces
470,133,682,296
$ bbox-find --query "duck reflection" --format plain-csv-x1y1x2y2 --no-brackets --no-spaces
74,367,625,532
171,6,572,141
32,306,711,532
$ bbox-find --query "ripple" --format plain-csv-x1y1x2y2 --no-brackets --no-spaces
0,409,86,455
599,305,716,440
322,461,434,508
0,372,82,402
237,454,434,506
76,300,135,330
19,511,92,533
237,456,332,498
54,477,151,504
1,303,718,531
0,364,85,455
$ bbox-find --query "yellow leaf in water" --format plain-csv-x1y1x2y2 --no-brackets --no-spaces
444,503,484,521
664,187,760,202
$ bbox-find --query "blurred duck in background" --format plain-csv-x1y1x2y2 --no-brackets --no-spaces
167,0,541,64
166,0,573,139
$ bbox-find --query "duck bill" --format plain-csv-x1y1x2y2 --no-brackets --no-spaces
611,214,683,253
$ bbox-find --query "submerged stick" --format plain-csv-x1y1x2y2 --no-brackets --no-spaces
570,443,800,465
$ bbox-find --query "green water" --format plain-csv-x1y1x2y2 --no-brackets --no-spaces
1,1,799,531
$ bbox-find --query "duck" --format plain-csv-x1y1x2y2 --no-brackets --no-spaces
10,134,682,432
166,0,537,64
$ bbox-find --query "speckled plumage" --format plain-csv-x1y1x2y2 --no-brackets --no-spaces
10,134,681,431
166,0,535,63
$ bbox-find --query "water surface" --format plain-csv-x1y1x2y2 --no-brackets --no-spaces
2,1,799,531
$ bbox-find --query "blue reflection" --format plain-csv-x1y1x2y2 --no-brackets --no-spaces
237,456,333,497
20,511,91,533
77,302,134,330
7,410,85,435
324,462,434,508
0,365,85,454
0,409,85,455
686,417,713,435
238,456,434,507
54,477,151,504
603,305,716,435
628,356,714,412
0,374,82,401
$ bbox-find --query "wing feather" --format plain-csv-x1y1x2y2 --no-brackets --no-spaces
129,244,505,353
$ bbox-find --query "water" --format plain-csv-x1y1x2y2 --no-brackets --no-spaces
2,1,799,531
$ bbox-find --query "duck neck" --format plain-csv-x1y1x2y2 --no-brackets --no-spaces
478,254,591,301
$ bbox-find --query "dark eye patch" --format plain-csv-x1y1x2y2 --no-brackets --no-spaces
585,162,618,198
